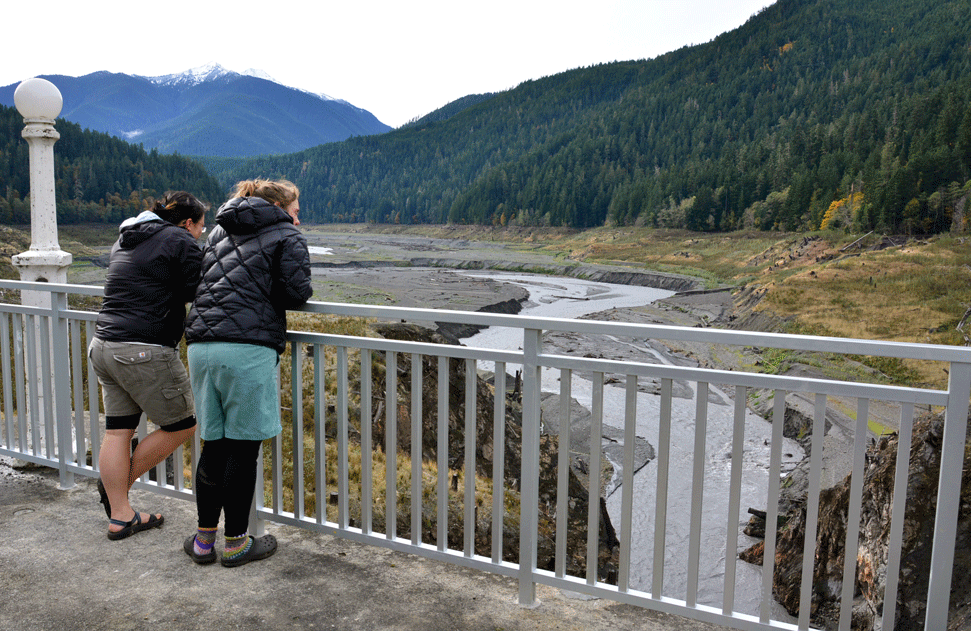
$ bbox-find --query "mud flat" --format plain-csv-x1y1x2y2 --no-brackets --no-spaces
305,228,699,309
305,229,763,380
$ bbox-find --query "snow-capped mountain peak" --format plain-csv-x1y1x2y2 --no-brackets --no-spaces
0,63,391,157
148,62,233,86
146,62,341,104
240,67,276,82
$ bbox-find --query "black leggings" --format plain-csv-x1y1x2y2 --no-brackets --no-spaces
105,413,196,432
195,438,262,537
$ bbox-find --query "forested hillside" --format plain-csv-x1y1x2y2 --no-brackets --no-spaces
229,0,971,233
0,105,224,224
399,93,498,128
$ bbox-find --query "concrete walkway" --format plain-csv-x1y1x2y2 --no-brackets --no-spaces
0,458,733,631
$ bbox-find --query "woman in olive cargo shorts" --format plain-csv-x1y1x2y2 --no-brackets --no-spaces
89,191,207,540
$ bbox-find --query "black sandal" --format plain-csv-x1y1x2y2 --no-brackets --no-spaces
107,511,164,541
96,479,111,518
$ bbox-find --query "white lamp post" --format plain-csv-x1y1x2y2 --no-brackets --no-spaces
12,78,72,290
11,78,73,472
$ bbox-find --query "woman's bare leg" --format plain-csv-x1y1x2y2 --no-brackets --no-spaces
128,426,196,483
99,425,195,532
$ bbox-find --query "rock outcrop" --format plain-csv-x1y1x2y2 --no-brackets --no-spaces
366,322,620,582
740,412,971,630
434,296,528,344
722,282,971,629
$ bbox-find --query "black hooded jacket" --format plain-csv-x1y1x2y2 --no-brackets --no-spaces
185,196,312,354
95,214,203,348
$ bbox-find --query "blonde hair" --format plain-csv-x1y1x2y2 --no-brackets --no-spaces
230,178,299,208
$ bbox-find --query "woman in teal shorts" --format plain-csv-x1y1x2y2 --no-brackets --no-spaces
183,179,312,567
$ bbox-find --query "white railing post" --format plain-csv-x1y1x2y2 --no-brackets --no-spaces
924,360,971,631
51,287,74,489
250,441,265,537
518,327,542,606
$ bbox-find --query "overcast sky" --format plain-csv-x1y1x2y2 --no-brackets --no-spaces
3,0,775,128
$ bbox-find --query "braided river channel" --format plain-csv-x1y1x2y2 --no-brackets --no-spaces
458,271,801,622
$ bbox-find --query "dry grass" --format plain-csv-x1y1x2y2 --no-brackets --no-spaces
757,237,971,387
544,229,783,286
279,435,504,535
272,311,506,534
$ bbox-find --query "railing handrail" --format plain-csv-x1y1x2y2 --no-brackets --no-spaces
0,279,105,297
288,328,950,406
305,300,971,362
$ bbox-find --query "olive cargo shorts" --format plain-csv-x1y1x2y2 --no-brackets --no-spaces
88,337,195,427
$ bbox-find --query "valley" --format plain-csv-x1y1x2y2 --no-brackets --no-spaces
55,221,971,395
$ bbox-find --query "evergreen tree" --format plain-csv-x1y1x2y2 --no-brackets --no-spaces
0,105,223,224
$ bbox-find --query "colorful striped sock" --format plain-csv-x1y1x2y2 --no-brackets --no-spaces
194,527,218,557
223,533,253,561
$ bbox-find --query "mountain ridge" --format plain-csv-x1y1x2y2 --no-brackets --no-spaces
147,62,344,105
0,64,391,157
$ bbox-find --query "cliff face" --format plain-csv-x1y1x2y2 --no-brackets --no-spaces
368,322,619,582
741,413,971,630
722,284,971,629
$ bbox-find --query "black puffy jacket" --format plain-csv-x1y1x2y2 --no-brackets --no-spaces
96,213,203,348
185,196,312,354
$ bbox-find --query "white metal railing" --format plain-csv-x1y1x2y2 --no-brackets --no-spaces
1,278,969,631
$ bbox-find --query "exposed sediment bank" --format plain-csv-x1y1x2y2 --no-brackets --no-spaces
313,257,701,294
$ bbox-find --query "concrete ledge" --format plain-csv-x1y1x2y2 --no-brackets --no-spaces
0,458,730,631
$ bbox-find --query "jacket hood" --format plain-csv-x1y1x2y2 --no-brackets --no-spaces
118,211,169,249
215,196,294,235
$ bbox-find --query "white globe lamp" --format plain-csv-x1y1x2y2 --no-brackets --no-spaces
13,78,63,121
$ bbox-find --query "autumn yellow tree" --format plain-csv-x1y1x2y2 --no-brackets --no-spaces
820,192,863,230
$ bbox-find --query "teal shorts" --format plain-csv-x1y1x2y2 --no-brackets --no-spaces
187,342,281,441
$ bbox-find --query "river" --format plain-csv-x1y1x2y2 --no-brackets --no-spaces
459,272,800,622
